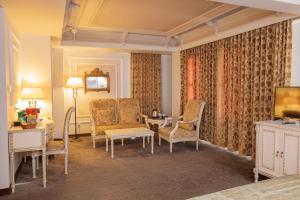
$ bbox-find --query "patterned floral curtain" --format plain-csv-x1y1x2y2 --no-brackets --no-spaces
131,53,161,116
218,20,292,156
181,43,218,142
180,20,292,156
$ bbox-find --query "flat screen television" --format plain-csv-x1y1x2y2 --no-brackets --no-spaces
274,87,300,119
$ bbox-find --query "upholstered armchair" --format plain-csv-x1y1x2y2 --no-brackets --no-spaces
158,100,206,153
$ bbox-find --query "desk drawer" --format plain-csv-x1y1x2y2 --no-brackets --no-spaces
12,131,43,150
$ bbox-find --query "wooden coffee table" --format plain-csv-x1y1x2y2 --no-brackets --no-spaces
105,127,154,159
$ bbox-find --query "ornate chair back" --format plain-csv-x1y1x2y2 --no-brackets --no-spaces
117,98,140,124
63,107,75,150
196,101,206,138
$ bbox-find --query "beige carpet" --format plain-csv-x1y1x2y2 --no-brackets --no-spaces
1,136,256,200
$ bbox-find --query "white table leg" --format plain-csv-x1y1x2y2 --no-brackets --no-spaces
147,136,150,144
36,156,40,169
143,136,145,148
32,156,36,178
42,149,46,188
10,152,15,193
151,135,154,154
106,136,108,152
254,168,259,183
111,138,114,159
121,138,124,146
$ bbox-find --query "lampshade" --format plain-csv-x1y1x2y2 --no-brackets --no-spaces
21,88,45,99
65,77,84,88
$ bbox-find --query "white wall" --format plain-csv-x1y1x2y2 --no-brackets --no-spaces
52,47,131,138
0,7,21,190
291,19,300,86
161,55,172,116
20,34,52,118
0,8,10,190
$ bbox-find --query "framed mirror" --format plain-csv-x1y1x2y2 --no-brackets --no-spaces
84,68,110,93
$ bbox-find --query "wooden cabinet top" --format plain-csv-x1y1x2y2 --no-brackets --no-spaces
255,120,300,131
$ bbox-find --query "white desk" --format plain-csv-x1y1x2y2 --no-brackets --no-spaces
8,125,48,192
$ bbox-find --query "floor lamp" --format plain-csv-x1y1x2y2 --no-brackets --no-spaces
66,77,84,141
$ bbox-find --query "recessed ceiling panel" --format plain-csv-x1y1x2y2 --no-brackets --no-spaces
91,0,220,31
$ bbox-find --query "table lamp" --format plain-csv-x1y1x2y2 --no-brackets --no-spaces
21,87,45,108
66,77,84,140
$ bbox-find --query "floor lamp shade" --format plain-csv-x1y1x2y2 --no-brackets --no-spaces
65,77,84,88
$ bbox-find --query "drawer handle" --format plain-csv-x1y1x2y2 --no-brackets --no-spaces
276,151,279,157
280,152,284,158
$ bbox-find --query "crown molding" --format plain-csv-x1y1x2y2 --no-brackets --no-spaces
181,12,296,50
62,40,178,53
167,4,240,36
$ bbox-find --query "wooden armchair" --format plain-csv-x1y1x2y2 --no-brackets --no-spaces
158,100,206,153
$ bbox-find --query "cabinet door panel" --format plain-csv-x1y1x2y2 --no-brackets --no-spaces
259,128,278,175
283,132,300,175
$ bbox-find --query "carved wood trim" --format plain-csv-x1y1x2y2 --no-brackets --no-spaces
84,68,110,93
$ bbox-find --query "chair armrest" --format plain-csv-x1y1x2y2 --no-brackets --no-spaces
139,113,148,120
177,118,198,125
161,115,183,128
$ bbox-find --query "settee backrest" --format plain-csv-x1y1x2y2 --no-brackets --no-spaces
90,98,141,125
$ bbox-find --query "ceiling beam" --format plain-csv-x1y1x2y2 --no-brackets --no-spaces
209,0,300,15
167,4,239,36
61,40,177,53
78,26,169,37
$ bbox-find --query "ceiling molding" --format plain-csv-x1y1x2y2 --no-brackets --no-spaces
86,0,107,26
210,0,300,15
62,40,177,53
122,32,128,45
166,4,239,36
181,12,296,50
62,0,297,50
78,26,168,36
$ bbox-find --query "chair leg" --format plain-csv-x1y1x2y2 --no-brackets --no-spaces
196,140,199,151
92,137,96,148
159,137,161,146
170,142,173,153
64,153,68,175
36,157,40,170
46,156,49,165
32,156,36,179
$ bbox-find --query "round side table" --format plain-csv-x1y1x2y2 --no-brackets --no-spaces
147,117,166,132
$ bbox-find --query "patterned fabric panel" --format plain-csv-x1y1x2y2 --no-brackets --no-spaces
90,99,117,123
117,98,140,124
94,109,116,126
95,123,146,135
180,20,291,156
189,175,300,200
131,53,161,116
159,127,197,140
180,100,201,130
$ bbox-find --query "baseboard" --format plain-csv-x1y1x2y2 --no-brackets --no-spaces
69,133,91,138
0,186,11,196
